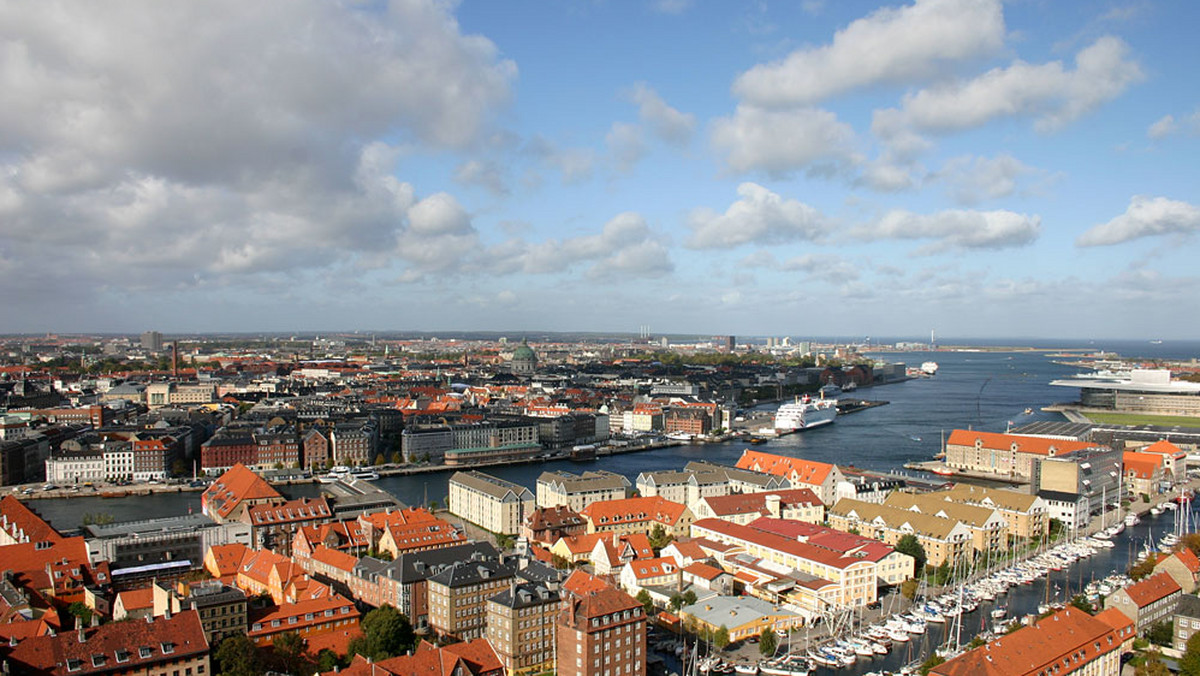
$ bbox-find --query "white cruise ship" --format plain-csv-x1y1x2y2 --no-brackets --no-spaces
774,395,837,432
921,361,939,375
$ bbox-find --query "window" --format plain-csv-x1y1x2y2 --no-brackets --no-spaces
139,647,153,659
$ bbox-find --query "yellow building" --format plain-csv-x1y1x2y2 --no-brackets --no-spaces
828,498,973,569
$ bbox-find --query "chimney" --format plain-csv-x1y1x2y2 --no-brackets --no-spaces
77,626,85,644
172,341,179,379
765,494,781,518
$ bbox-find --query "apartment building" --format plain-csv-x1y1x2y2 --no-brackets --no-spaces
881,491,1008,555
691,488,823,525
536,470,632,512
931,607,1129,676
684,460,791,494
557,570,646,676
828,498,973,568
152,579,248,646
427,558,516,640
486,581,561,675
449,470,535,536
635,468,731,505
940,484,1050,541
1104,571,1182,635
690,517,911,609
734,450,844,505
580,495,694,538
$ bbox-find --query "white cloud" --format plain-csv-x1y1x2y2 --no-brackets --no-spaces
711,106,858,176
489,212,673,279
859,159,921,192
854,208,1040,250
885,36,1142,134
686,183,829,249
630,83,696,145
652,0,692,15
733,0,1005,106
606,123,647,172
525,136,596,183
1147,115,1178,140
454,159,509,196
781,253,860,280
934,154,1045,205
1077,196,1200,246
0,0,515,300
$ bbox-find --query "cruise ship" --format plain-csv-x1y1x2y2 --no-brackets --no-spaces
774,395,837,432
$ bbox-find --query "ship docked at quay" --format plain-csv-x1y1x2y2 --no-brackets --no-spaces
774,394,838,433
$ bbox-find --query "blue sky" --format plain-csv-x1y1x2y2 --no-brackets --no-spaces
1,0,1197,339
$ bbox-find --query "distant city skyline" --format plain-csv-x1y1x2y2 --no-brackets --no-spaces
1,1,1197,338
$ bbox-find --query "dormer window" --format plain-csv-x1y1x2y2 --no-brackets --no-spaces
91,655,106,668
66,659,83,672
139,647,153,659
115,649,130,663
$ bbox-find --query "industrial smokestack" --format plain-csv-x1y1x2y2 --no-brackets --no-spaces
172,341,179,379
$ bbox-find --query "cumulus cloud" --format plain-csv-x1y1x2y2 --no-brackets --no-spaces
882,36,1142,134
712,106,858,176
686,183,829,249
781,253,860,280
1077,196,1200,246
454,159,509,196
934,154,1046,205
733,0,1005,106
0,0,516,299
489,212,673,279
853,208,1040,250
630,83,696,145
1147,115,1178,140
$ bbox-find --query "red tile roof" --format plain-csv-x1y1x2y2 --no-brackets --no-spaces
692,518,896,568
5,609,209,675
201,463,282,520
1124,451,1164,479
0,495,62,545
627,557,678,581
310,545,359,573
1142,440,1185,457
932,607,1120,676
326,639,502,676
248,591,359,639
747,517,897,562
735,450,835,485
116,587,154,612
946,430,1097,457
562,570,643,621
1173,547,1200,573
1093,607,1135,636
1123,571,1181,608
579,496,688,527
683,562,726,581
246,496,331,526
205,543,251,581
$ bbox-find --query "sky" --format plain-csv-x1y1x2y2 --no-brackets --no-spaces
1,0,1198,340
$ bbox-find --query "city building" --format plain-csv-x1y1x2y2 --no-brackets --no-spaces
1173,594,1200,652
1050,368,1200,417
357,507,466,559
940,484,1050,541
930,606,1129,676
734,450,844,505
881,491,1008,555
427,558,516,640
152,579,248,646
326,639,503,676
680,594,803,644
486,580,561,675
690,488,823,525
402,421,540,466
84,513,252,576
4,609,210,676
1104,571,1183,635
448,470,535,536
200,463,284,524
556,570,646,676
1153,548,1200,593
140,330,164,351
521,505,586,544
510,340,539,375
580,495,694,538
943,429,1098,481
828,498,973,568
536,470,632,512
1033,445,1124,518
1123,451,1167,497
241,496,334,554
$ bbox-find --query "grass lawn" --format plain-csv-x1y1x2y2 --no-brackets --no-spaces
1084,411,1200,428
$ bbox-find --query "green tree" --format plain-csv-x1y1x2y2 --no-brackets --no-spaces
648,523,673,551
901,579,920,600
66,602,92,628
374,453,386,466
919,653,946,675
495,533,515,550
1180,631,1200,676
759,628,778,657
669,593,684,613
1130,556,1157,581
271,631,306,674
1181,533,1200,557
214,635,261,676
896,534,927,573
316,648,342,673
1147,620,1174,647
390,451,402,464
1137,652,1171,676
1069,594,1096,614
682,590,697,607
171,459,188,477
637,590,654,616
348,605,417,661
713,625,730,650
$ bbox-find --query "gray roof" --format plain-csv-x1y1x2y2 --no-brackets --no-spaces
537,470,631,491
681,594,799,628
84,513,218,539
450,471,534,501
1176,594,1200,620
428,558,515,588
488,581,560,610
376,542,499,584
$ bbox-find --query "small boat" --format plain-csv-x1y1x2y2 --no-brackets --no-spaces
991,607,1007,619
734,665,760,676
350,470,379,481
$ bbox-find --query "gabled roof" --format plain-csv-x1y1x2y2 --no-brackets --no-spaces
246,496,331,526
0,495,62,545
700,488,822,517
735,450,837,485
1123,451,1164,479
683,562,727,581
206,543,251,581
579,495,689,527
626,557,678,581
692,518,894,569
202,463,282,519
931,607,1120,676
1121,571,1181,608
310,545,360,573
1141,439,1185,457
